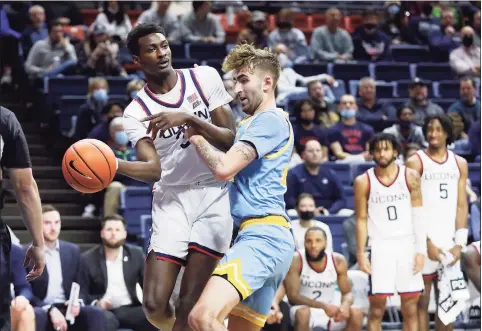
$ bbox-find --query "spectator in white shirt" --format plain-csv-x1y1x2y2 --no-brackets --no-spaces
94,1,132,42
450,26,481,77
136,1,180,41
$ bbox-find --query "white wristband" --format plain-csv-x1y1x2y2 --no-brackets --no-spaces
455,228,468,248
412,207,427,254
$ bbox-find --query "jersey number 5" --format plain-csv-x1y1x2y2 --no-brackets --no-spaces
440,183,448,199
387,206,398,221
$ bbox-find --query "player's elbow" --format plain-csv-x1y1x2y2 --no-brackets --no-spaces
214,167,233,182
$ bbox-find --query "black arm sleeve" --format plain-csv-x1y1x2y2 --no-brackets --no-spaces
0,107,32,169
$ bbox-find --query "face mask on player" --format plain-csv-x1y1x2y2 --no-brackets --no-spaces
299,211,314,221
115,131,129,145
305,248,325,262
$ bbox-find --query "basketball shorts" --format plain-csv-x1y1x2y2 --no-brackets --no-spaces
369,236,424,297
148,181,233,265
423,235,455,279
289,306,346,331
212,216,295,327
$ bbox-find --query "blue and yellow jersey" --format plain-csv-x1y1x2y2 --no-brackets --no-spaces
229,108,294,226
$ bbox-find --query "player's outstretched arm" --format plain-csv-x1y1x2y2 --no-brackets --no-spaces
354,174,370,274
117,138,161,183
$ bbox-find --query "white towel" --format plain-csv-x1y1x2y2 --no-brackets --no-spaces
437,252,471,325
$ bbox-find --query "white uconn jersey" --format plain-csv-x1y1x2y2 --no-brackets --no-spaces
416,150,460,245
367,166,413,240
298,250,338,304
123,66,232,186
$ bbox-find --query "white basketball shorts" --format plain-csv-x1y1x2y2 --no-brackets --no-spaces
369,236,424,297
290,306,346,330
147,181,233,266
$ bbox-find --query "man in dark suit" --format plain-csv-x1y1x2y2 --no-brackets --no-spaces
26,204,108,331
82,214,155,331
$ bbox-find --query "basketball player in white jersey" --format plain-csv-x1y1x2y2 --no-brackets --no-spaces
406,114,469,331
284,227,364,331
355,133,426,331
462,241,481,293
117,24,235,331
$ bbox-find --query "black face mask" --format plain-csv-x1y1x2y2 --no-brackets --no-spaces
305,249,325,262
277,21,292,29
299,211,314,221
398,120,412,129
463,35,474,47
300,119,313,126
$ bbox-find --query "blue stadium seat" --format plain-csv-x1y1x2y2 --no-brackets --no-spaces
120,187,152,235
322,163,352,186
171,58,198,69
332,63,370,84
139,215,152,251
292,63,329,77
416,63,455,81
188,43,227,61
391,45,430,63
46,76,89,107
352,162,375,179
352,81,395,98
374,62,411,81
437,80,460,99
331,80,346,101
432,98,456,112
378,98,409,110
169,43,187,58
396,80,434,98
343,186,354,210
106,77,131,95
469,163,481,190
315,216,345,253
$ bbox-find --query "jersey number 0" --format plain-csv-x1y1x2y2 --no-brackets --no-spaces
387,206,398,221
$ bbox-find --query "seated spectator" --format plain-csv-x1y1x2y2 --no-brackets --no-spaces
461,242,481,294
136,1,180,42
352,10,391,62
356,77,396,121
236,11,268,49
307,81,339,128
290,193,333,251
292,100,328,157
405,78,444,125
94,1,132,42
403,142,421,163
310,8,353,62
468,119,480,159
408,2,441,45
383,105,426,153
285,140,346,215
104,117,146,216
27,205,108,331
82,215,155,331
76,24,127,77
21,5,48,57
180,1,225,44
88,102,124,143
428,9,461,59
75,78,110,140
448,77,481,132
379,2,421,45
268,8,309,62
126,78,145,102
24,19,77,79
449,26,481,77
327,94,375,163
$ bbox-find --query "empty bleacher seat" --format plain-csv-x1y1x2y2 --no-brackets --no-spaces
316,215,345,253
397,80,434,98
120,187,152,235
432,98,456,112
46,76,89,106
323,163,352,186
416,63,455,81
169,43,187,58
188,43,227,61
171,58,198,69
374,62,411,81
332,62,370,84
105,77,131,95
391,45,430,63
469,163,481,190
292,63,329,77
343,186,354,210
438,80,460,99
352,162,375,179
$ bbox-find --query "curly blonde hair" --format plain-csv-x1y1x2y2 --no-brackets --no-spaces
222,43,281,88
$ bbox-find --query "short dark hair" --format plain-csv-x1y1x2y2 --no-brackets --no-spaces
362,9,379,18
460,76,476,88
396,105,414,119
193,1,209,12
48,19,63,32
296,193,315,207
369,132,402,155
422,114,454,145
294,100,312,121
305,226,327,239
101,214,126,229
126,23,166,56
42,204,58,214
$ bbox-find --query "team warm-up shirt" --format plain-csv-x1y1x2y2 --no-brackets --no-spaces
122,66,232,187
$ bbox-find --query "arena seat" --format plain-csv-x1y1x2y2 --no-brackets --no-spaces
169,43,187,59
432,98,457,112
45,76,89,107
171,58,199,69
437,80,461,99
351,80,396,98
416,63,455,81
374,62,411,82
468,163,481,191
322,163,352,186
105,77,131,95
378,98,409,110
351,162,375,180
390,45,430,63
188,43,227,61
316,215,345,253
204,59,223,75
332,62,370,85
120,187,152,235
292,63,329,78
139,214,152,251
343,186,354,210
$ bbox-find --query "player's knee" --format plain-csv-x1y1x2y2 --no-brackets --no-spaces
417,291,430,310
401,297,419,319
349,308,364,327
369,304,385,320
188,305,216,331
294,306,311,325
143,295,170,319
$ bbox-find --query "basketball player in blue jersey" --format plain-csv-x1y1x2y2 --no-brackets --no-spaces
187,43,295,331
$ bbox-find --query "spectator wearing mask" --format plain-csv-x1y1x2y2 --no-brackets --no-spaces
428,9,461,60
76,24,127,77
88,102,125,143
126,79,145,103
448,77,481,132
379,1,421,45
290,193,333,251
285,140,346,215
307,80,339,128
136,1,180,41
356,77,396,122
75,78,110,140
24,19,77,79
405,78,444,126
450,26,481,77
468,119,480,160
383,105,427,154
94,1,132,42
310,8,353,62
292,100,328,156
352,10,391,62
180,1,225,44
327,94,375,163
237,11,269,49
21,5,48,56
268,8,309,62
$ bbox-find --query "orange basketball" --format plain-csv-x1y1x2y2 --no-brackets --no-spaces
62,139,117,193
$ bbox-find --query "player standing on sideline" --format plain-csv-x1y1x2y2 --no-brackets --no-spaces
406,114,468,331
187,44,295,331
118,23,236,330
355,133,426,331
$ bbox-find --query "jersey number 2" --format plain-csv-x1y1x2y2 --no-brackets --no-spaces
387,206,398,221
313,291,322,300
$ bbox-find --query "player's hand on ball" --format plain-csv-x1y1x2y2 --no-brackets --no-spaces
448,245,462,266
142,112,191,139
357,253,371,275
413,253,425,274
427,240,444,262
